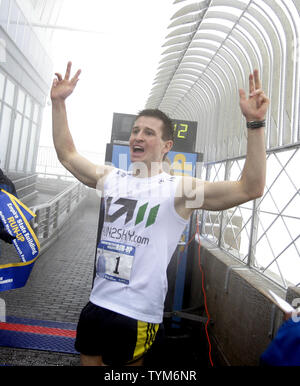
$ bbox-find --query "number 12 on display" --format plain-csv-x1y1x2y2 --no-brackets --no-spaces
174,123,188,139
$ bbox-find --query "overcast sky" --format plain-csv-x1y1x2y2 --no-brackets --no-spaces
40,0,177,161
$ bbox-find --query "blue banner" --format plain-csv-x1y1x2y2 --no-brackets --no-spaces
0,189,40,292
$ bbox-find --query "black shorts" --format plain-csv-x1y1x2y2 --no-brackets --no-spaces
75,302,161,365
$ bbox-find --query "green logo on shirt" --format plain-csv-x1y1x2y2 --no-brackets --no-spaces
105,197,160,228
135,203,160,227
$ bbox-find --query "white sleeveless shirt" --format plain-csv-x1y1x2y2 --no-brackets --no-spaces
90,169,188,323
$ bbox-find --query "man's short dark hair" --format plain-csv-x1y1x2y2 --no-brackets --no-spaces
136,109,174,142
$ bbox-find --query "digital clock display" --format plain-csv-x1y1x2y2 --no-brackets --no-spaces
171,119,197,152
111,113,197,153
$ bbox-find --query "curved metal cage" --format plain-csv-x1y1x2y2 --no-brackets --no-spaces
146,0,300,161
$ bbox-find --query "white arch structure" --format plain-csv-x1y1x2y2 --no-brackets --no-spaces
146,0,300,163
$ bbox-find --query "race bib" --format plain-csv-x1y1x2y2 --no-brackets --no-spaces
96,240,135,285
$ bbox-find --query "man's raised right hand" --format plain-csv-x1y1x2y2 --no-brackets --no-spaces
51,61,81,102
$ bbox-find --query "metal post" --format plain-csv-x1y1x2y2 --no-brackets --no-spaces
199,163,211,235
247,197,261,267
218,160,231,248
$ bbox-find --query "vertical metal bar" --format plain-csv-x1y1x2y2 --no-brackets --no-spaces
66,189,72,213
43,207,50,239
53,201,59,229
4,77,18,170
246,195,261,267
246,199,256,266
6,0,12,32
218,160,231,248
200,163,211,235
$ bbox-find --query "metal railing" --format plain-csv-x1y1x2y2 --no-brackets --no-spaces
30,181,87,252
12,173,38,203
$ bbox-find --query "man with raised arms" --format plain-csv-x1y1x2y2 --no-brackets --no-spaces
51,62,269,366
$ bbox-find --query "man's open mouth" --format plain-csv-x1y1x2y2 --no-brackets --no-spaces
133,146,144,153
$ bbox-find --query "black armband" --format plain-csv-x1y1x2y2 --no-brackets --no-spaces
246,120,266,129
